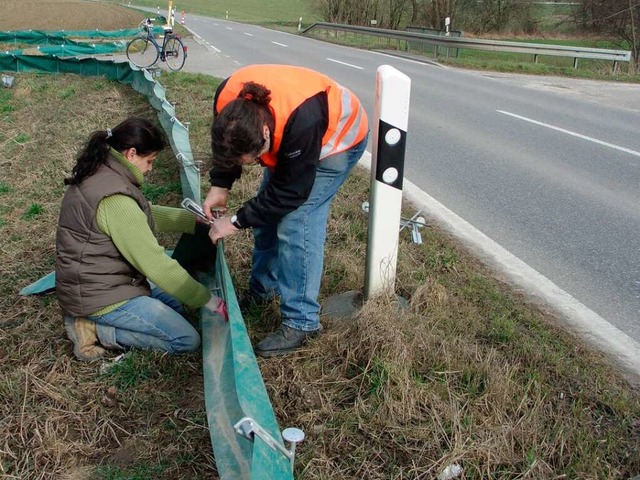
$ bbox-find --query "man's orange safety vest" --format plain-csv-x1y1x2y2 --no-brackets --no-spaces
214,64,368,168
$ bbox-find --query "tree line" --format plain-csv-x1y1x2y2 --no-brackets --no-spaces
312,0,639,69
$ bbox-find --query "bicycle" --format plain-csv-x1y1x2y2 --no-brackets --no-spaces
126,18,187,71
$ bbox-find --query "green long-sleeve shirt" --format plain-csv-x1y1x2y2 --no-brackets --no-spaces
92,151,210,315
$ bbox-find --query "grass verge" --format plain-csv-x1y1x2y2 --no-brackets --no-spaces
101,0,321,27
302,30,639,81
1,69,639,480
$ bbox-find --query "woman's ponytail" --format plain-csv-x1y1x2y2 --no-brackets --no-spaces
65,117,166,185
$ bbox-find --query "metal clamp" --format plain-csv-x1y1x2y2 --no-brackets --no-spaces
176,152,204,172
233,417,305,473
361,201,427,244
181,197,216,224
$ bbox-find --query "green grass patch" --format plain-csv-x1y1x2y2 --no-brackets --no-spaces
13,132,29,144
141,180,182,202
58,86,76,99
95,462,168,480
21,203,43,220
101,353,152,390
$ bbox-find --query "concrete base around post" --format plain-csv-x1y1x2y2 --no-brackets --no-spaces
321,291,364,320
321,291,410,321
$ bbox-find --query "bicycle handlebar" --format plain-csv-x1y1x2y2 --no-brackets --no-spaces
141,18,155,31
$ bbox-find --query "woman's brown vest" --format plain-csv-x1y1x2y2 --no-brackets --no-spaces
55,156,154,317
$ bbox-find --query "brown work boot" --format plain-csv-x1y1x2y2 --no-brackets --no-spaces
64,316,106,362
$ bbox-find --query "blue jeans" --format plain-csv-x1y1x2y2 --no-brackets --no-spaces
88,286,200,354
250,135,368,332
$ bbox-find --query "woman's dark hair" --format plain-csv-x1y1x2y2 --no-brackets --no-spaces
64,117,167,185
211,82,274,167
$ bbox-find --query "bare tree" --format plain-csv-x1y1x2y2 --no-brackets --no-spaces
574,0,639,70
388,0,412,29
314,0,535,34
314,0,414,28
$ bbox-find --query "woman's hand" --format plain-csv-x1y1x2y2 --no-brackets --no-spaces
202,186,229,221
203,295,228,321
208,216,240,244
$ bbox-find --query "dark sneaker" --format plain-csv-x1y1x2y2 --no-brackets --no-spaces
254,324,323,357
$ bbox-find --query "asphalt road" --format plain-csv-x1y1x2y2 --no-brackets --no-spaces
163,13,640,370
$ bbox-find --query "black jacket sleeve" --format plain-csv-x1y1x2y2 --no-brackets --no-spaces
236,92,329,228
209,77,242,190
209,164,242,190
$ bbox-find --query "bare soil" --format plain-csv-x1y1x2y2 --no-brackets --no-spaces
0,0,145,31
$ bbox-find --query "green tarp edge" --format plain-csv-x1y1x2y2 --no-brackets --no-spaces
0,22,166,44
7,50,292,480
5,42,127,56
203,244,292,479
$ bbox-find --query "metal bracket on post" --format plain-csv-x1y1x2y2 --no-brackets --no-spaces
176,153,204,172
363,201,426,245
233,417,305,474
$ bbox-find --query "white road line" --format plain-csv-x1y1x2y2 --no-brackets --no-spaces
244,32,253,37
327,58,364,70
226,27,233,30
271,41,288,47
369,49,440,67
498,110,640,158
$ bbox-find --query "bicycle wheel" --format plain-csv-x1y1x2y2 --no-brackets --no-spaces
126,37,159,69
164,35,186,71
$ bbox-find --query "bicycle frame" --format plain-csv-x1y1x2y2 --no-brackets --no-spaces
143,26,180,62
141,27,163,57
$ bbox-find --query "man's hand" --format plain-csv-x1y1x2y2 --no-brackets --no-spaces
208,216,239,244
202,186,229,221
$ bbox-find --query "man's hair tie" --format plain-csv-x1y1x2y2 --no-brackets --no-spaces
243,93,253,101
106,128,113,139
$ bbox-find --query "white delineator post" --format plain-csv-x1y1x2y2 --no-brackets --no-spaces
364,65,411,300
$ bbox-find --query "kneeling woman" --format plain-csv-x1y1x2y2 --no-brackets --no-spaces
56,117,222,361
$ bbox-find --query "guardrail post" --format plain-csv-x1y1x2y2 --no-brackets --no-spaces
364,65,411,299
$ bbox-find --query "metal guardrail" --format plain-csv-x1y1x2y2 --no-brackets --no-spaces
302,22,631,70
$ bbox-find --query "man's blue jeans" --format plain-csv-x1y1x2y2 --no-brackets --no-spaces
250,135,368,332
88,286,200,353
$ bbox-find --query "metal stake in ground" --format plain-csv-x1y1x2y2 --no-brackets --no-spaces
364,65,411,299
